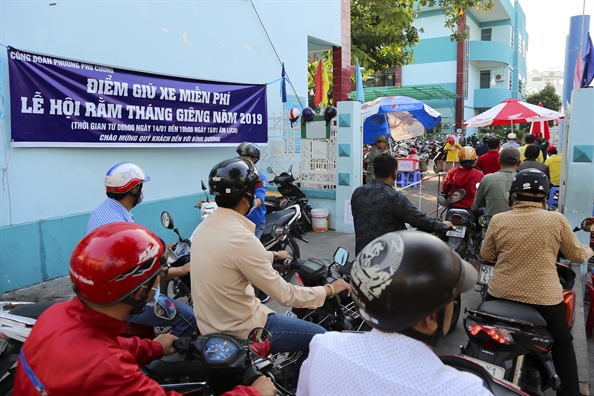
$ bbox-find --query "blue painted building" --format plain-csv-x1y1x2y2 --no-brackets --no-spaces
401,0,528,135
0,0,347,292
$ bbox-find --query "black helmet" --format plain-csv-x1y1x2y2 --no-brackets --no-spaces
482,133,493,143
236,142,261,161
510,168,550,197
324,106,337,126
208,157,262,198
351,231,477,333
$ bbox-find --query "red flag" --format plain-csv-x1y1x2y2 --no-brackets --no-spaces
314,59,323,106
574,52,583,89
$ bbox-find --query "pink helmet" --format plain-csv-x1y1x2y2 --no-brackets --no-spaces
104,162,150,194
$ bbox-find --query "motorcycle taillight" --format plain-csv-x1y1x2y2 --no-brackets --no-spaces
450,215,464,224
466,320,514,345
295,273,304,286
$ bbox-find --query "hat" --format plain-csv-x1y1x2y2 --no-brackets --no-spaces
500,147,521,162
547,145,557,154
507,133,516,140
376,134,387,143
409,148,417,154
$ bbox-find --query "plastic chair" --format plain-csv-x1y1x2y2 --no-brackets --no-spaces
406,171,422,188
396,172,408,187
586,281,594,338
547,186,560,208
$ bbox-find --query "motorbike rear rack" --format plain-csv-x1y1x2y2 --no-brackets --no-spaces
465,307,536,328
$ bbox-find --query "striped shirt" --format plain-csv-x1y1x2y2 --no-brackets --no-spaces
86,198,134,234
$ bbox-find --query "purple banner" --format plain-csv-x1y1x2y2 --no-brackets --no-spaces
8,48,267,147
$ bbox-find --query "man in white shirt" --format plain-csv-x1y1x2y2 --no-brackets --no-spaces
297,231,493,396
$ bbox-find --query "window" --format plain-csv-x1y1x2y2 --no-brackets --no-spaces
532,77,543,82
480,71,492,89
509,73,513,91
510,28,515,49
481,28,492,41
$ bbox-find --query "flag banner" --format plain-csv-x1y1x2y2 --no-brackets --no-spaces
8,48,267,147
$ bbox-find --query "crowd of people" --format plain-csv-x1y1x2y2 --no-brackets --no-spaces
12,135,594,396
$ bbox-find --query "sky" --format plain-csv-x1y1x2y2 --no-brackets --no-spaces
518,0,593,72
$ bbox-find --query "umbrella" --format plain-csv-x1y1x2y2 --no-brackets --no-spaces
529,103,551,140
463,98,564,130
361,96,442,144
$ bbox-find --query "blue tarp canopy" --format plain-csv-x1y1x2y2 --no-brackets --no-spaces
362,96,442,144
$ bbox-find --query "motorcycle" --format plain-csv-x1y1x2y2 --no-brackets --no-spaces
0,296,195,396
196,180,218,221
460,217,593,395
265,165,312,237
261,204,303,272
160,211,194,305
282,247,370,332
439,189,478,262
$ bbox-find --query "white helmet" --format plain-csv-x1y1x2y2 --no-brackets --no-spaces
104,162,150,193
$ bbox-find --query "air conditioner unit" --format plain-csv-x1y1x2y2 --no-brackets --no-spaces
495,74,504,82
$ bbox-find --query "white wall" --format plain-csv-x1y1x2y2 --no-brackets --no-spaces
0,0,342,226
415,14,451,39
402,61,457,86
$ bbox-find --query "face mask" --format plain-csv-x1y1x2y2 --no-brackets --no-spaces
147,285,160,307
246,194,257,217
136,191,144,205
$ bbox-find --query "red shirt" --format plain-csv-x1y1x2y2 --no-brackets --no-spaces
476,150,500,175
442,167,484,209
14,298,261,396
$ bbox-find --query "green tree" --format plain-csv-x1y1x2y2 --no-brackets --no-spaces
352,0,493,72
521,83,561,133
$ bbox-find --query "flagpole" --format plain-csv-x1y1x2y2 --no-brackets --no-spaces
578,0,586,87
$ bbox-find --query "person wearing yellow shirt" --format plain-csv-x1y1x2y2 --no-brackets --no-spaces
545,145,562,186
517,134,544,162
444,134,462,162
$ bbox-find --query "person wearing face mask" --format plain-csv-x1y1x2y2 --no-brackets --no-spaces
191,157,351,389
86,162,197,337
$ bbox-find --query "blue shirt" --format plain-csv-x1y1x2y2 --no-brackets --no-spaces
246,171,268,227
86,198,134,234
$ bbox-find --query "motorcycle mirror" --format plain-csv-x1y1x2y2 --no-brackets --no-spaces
581,217,594,232
288,164,293,173
248,327,273,358
271,224,287,238
160,211,174,229
154,295,178,320
333,247,349,266
267,166,273,174
201,180,207,191
478,215,491,227
448,189,466,204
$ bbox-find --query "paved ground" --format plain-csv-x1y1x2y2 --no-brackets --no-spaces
1,170,592,394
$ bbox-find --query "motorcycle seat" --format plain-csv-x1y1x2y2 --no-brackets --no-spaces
8,301,58,319
477,300,547,327
263,208,294,236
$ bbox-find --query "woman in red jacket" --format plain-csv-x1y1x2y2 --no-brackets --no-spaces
442,146,484,210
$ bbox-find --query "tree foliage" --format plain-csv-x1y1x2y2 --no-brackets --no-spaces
351,0,493,72
521,83,562,133
524,84,561,112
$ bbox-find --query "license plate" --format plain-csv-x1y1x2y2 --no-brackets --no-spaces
462,355,505,380
284,309,297,318
446,226,466,238
479,264,494,284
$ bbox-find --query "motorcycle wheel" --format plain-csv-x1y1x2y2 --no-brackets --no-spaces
433,163,439,174
162,278,193,307
448,295,462,335
454,240,468,261
0,372,14,396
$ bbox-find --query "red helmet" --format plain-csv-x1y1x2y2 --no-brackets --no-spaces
70,222,166,306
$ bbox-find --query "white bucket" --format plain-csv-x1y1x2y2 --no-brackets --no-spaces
311,208,329,232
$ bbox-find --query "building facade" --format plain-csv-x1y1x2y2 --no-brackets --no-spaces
0,0,348,292
527,68,564,96
363,0,528,136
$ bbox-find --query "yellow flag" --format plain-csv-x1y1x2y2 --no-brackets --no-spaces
321,61,330,106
